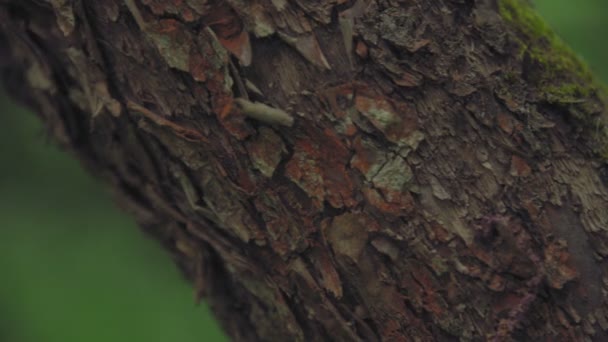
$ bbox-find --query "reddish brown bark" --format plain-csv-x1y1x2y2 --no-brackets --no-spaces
2,0,608,340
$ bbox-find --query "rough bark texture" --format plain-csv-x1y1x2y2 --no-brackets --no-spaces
2,0,608,340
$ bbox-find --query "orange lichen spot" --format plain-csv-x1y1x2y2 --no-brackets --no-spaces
428,221,453,243
470,244,494,266
126,99,207,142
522,199,540,218
180,7,196,22
492,293,526,315
543,242,579,289
363,187,414,216
141,0,171,15
321,83,355,118
392,71,422,87
488,274,506,292
204,3,252,65
310,247,343,299
354,93,418,144
210,95,252,139
141,0,200,22
286,141,326,207
321,130,357,208
218,30,252,66
351,133,416,215
156,18,180,33
188,53,208,82
355,40,368,59
343,121,358,136
218,98,234,119
286,126,356,208
497,112,514,134
510,155,532,177
411,265,446,316
236,168,257,194
350,135,379,177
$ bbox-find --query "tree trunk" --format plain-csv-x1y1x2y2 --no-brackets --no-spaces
2,0,608,340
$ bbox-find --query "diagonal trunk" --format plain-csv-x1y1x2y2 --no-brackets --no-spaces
2,0,608,340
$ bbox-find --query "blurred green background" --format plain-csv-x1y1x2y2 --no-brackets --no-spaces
0,1,606,341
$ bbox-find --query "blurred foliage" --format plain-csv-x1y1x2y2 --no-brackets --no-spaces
535,0,608,82
0,1,606,341
0,100,227,342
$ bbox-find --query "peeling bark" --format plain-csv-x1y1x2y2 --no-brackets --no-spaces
2,0,608,340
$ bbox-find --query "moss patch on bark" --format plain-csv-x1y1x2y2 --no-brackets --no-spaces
498,0,596,102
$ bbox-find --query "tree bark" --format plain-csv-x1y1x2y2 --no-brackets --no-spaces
2,0,608,340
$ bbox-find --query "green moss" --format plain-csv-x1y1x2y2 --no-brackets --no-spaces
598,143,608,161
498,0,596,103
544,83,592,103
499,0,551,38
498,0,608,160
502,71,518,83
